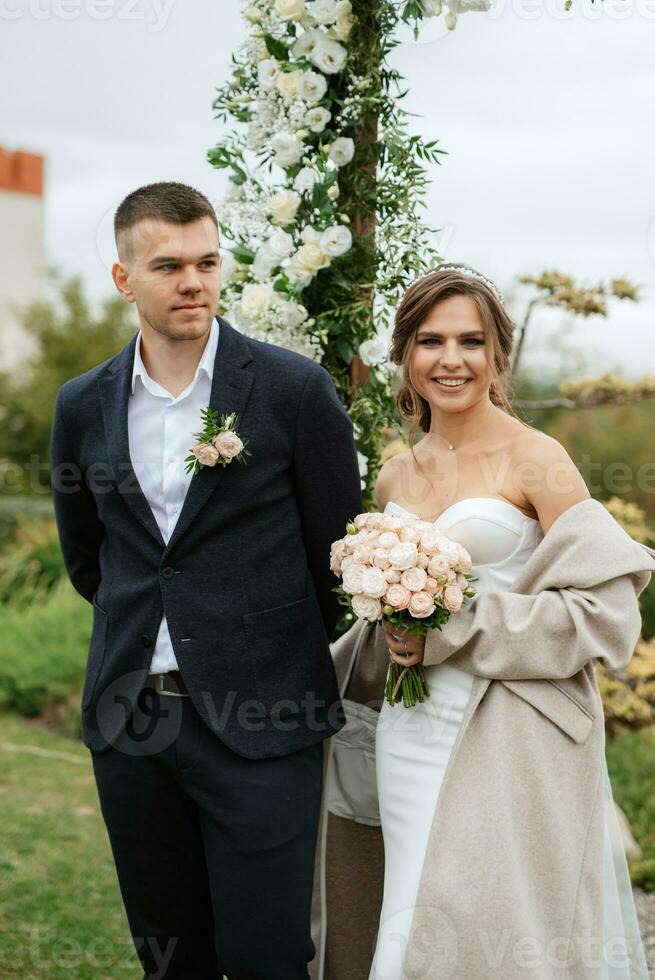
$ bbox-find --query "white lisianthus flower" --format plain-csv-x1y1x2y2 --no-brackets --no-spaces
266,228,294,260
320,224,352,257
241,283,273,317
297,69,328,103
291,242,331,276
293,167,319,194
292,28,323,58
300,225,322,245
276,69,303,100
258,58,281,90
275,0,305,20
252,245,279,280
307,0,338,23
268,189,301,226
328,136,355,166
272,295,309,328
272,132,305,168
310,35,347,74
305,106,332,132
359,336,389,367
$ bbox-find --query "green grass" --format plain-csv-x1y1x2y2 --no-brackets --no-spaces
0,580,90,717
0,712,132,978
606,725,655,891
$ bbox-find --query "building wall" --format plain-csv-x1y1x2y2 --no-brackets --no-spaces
0,148,45,371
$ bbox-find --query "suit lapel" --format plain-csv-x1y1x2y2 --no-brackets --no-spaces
98,335,166,547
164,317,254,554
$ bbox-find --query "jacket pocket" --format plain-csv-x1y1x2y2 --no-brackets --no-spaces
242,594,329,715
81,596,109,710
501,677,597,744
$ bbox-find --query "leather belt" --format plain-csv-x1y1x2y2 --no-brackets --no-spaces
144,669,190,697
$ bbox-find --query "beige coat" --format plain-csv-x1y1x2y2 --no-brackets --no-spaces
310,498,655,980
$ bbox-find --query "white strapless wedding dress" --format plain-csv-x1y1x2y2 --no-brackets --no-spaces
369,498,649,980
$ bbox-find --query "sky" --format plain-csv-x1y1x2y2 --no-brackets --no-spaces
1,0,654,380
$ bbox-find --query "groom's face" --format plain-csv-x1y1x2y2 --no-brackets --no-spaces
113,216,222,342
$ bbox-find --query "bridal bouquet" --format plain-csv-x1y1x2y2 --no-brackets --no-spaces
331,512,477,708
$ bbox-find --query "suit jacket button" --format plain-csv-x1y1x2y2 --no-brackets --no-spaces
141,635,153,647
162,566,175,580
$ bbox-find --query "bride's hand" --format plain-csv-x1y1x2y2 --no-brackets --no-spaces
383,621,425,666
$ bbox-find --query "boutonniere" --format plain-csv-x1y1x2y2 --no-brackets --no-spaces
185,409,250,475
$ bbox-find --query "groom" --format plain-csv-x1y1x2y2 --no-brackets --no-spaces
50,181,362,979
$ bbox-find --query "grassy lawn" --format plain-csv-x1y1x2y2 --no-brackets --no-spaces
0,711,133,978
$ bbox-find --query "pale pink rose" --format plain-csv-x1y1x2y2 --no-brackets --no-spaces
438,539,462,568
352,593,383,621
399,525,421,544
353,545,373,564
381,515,405,533
419,529,441,556
367,513,385,530
343,537,358,555
446,569,457,584
373,548,391,570
455,544,472,573
342,562,367,594
378,531,401,550
212,431,244,460
442,584,464,612
428,555,450,577
388,541,418,571
401,566,428,592
415,521,434,534
361,567,388,599
384,583,411,610
384,568,401,584
417,553,430,570
424,576,440,595
408,591,436,619
354,513,369,529
193,443,220,467
456,573,469,589
330,554,342,574
340,556,355,573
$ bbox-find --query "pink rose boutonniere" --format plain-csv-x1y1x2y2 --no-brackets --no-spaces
185,409,250,475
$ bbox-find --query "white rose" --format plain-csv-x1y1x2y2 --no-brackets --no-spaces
241,283,273,317
258,58,281,90
361,567,388,599
409,592,436,619
443,585,464,612
291,242,331,275
328,136,355,166
276,69,303,100
358,337,388,367
286,264,313,288
292,28,323,58
320,225,352,257
306,106,332,132
300,225,322,244
352,593,383,622
400,566,428,592
298,69,328,103
311,36,348,74
293,167,320,195
307,0,338,23
244,5,261,22
275,0,305,20
384,583,411,611
272,132,305,168
212,431,244,461
335,0,353,38
268,189,301,226
388,541,419,571
342,562,367,595
267,228,294,259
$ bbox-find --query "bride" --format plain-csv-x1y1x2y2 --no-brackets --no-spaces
367,263,651,979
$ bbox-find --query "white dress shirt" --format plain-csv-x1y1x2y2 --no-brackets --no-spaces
127,318,220,673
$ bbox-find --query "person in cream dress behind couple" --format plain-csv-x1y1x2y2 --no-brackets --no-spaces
309,264,654,980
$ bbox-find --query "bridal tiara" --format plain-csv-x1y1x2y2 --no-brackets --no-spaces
408,265,505,305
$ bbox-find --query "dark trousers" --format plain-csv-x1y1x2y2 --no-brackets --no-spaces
90,683,324,980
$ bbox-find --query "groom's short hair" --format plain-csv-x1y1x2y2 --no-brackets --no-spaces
114,181,218,260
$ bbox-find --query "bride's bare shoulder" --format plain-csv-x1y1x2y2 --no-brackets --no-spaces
510,426,590,528
375,443,432,510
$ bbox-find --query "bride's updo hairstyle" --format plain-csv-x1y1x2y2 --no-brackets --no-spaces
390,263,527,441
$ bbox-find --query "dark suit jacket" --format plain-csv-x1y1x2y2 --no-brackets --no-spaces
50,316,363,758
